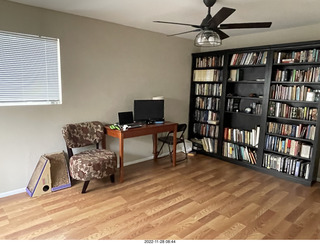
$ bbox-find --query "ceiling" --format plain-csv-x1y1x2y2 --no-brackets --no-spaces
8,0,320,42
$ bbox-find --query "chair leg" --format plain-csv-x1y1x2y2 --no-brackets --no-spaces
157,141,166,156
167,143,172,162
183,141,188,160
110,174,115,183
81,180,90,194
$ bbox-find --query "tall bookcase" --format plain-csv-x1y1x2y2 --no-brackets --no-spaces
188,40,320,186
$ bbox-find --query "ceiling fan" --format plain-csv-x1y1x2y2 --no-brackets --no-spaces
154,0,272,47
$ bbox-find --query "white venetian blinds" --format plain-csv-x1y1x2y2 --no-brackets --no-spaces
0,30,61,106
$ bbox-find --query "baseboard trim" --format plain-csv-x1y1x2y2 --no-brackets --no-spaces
0,188,26,198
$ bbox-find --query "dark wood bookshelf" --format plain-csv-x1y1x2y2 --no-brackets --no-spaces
266,133,314,144
188,40,320,185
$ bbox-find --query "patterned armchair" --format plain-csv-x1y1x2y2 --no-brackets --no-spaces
62,121,117,193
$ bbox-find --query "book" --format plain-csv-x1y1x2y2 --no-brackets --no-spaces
300,144,311,158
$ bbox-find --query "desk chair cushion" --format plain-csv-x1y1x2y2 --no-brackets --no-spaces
69,149,117,181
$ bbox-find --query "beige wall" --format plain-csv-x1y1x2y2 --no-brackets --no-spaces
0,0,197,194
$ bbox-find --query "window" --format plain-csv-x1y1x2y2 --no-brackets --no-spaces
0,30,61,106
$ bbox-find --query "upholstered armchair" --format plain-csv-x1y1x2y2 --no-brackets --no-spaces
62,121,117,193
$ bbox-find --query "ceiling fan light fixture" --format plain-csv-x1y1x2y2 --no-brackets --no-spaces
194,29,221,47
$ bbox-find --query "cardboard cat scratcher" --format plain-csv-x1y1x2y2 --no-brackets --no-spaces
26,151,71,197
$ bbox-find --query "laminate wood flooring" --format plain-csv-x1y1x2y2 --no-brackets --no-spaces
1,154,320,240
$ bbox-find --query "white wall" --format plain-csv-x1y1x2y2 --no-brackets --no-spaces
0,0,197,194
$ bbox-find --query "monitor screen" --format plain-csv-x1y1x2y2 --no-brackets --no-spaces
134,100,164,122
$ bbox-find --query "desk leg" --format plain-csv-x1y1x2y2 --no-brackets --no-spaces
172,125,177,167
119,134,124,183
153,133,158,160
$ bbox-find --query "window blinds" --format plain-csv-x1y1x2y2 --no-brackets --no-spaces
0,30,61,106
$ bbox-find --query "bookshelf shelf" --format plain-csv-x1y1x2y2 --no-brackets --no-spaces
227,80,265,84
264,149,311,161
269,99,318,105
273,62,320,66
229,64,266,68
225,111,261,117
189,40,320,185
227,95,263,101
266,133,314,144
267,116,317,125
271,81,320,85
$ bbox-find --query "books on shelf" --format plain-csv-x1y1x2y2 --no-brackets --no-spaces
230,51,268,66
265,135,313,159
193,69,223,82
229,69,243,81
195,83,222,96
194,110,219,123
268,101,318,121
223,142,257,164
195,55,224,68
193,123,219,138
300,144,312,158
267,122,316,140
226,98,262,115
274,49,320,64
201,137,218,154
270,84,315,101
195,97,220,110
274,67,320,83
263,153,310,179
224,126,260,148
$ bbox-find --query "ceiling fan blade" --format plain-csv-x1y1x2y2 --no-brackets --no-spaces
207,7,236,28
220,22,272,29
167,29,201,37
154,21,201,29
214,29,229,40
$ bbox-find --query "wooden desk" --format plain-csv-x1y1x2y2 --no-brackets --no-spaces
102,122,178,183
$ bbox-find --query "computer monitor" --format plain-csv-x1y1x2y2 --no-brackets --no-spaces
134,100,164,123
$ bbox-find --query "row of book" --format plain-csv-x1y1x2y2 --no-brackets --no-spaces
267,122,316,140
228,69,243,82
195,97,220,111
194,110,219,123
270,84,315,101
223,126,260,148
274,49,320,64
195,83,222,96
226,98,262,115
274,68,320,83
268,101,318,121
265,135,313,159
195,55,224,68
263,153,310,180
226,98,240,112
193,123,219,138
193,69,223,82
230,51,268,66
202,137,218,154
223,142,257,164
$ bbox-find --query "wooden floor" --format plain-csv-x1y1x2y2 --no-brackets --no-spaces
1,153,320,240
